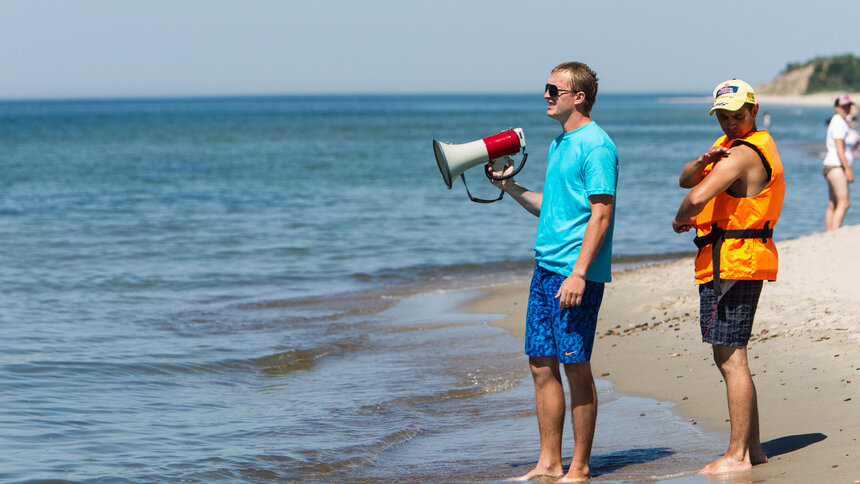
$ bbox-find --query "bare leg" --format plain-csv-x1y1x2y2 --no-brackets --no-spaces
699,345,767,475
511,356,565,481
558,361,597,482
826,168,850,230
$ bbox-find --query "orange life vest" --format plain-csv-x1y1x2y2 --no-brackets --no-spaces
693,130,785,295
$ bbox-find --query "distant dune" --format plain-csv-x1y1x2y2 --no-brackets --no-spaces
756,63,815,96
757,55,860,99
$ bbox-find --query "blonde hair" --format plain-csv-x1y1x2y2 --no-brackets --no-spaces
552,62,599,116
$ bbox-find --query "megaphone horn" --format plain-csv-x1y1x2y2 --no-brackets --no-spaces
432,128,528,203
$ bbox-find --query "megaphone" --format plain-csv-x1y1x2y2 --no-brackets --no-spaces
433,128,528,203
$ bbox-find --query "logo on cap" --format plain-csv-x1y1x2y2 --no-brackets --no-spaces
716,86,738,98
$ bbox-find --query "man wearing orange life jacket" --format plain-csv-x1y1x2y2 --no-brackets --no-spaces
672,78,784,476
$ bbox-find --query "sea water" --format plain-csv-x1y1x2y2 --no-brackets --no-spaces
0,94,835,482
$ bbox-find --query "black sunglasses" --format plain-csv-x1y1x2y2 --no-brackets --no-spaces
545,83,576,97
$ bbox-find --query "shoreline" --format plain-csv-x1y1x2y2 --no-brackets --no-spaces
661,93,860,107
468,226,859,482
757,93,860,107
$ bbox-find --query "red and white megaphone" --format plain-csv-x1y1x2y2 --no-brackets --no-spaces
433,128,528,203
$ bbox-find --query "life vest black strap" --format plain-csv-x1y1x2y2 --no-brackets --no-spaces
693,221,772,298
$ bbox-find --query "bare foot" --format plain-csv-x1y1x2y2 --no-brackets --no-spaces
507,465,563,481
750,446,768,466
698,454,752,475
557,472,589,482
557,464,590,482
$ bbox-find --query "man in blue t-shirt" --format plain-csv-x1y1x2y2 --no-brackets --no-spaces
490,61,618,482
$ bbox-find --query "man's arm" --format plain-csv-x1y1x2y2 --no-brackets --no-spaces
501,181,542,216
488,160,542,216
679,146,731,188
673,148,752,233
555,194,614,309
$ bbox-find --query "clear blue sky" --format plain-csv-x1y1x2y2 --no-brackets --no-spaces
2,0,858,99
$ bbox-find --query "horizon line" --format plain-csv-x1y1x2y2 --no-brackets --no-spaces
0,91,707,104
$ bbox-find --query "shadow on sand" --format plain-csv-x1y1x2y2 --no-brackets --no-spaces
590,447,675,476
761,432,826,458
508,447,675,477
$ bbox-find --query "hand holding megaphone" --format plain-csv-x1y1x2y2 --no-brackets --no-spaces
432,128,528,203
486,157,514,189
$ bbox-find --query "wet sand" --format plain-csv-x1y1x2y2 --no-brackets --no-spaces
469,225,860,482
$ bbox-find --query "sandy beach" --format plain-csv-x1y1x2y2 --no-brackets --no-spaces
470,225,859,482
758,93,860,107
664,93,860,108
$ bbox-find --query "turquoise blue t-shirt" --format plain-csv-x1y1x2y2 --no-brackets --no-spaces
534,121,619,283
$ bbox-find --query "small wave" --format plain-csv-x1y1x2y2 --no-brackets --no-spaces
233,338,369,377
234,292,397,317
348,252,692,296
407,387,487,404
248,347,338,376
350,258,534,285
2,359,210,380
292,425,423,477
2,340,365,381
223,253,690,330
389,380,519,409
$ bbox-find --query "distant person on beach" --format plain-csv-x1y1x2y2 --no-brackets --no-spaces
822,94,855,231
672,79,784,475
847,104,860,157
488,62,618,482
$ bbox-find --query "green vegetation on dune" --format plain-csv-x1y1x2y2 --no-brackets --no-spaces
783,54,860,93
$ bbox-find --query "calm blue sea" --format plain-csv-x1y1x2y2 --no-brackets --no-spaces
0,94,835,482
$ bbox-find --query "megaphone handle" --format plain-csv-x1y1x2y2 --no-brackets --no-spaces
486,151,528,181
461,172,504,203
489,157,508,175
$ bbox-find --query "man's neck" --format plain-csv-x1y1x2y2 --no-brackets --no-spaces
560,113,592,133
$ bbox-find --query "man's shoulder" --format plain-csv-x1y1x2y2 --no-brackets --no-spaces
716,144,769,188
553,123,618,167
728,143,762,165
584,121,615,141
574,122,618,156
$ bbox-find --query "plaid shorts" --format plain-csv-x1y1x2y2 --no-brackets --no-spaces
699,279,763,346
525,264,604,364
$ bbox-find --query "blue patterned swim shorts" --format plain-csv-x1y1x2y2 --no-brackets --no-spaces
525,264,605,364
699,279,763,347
